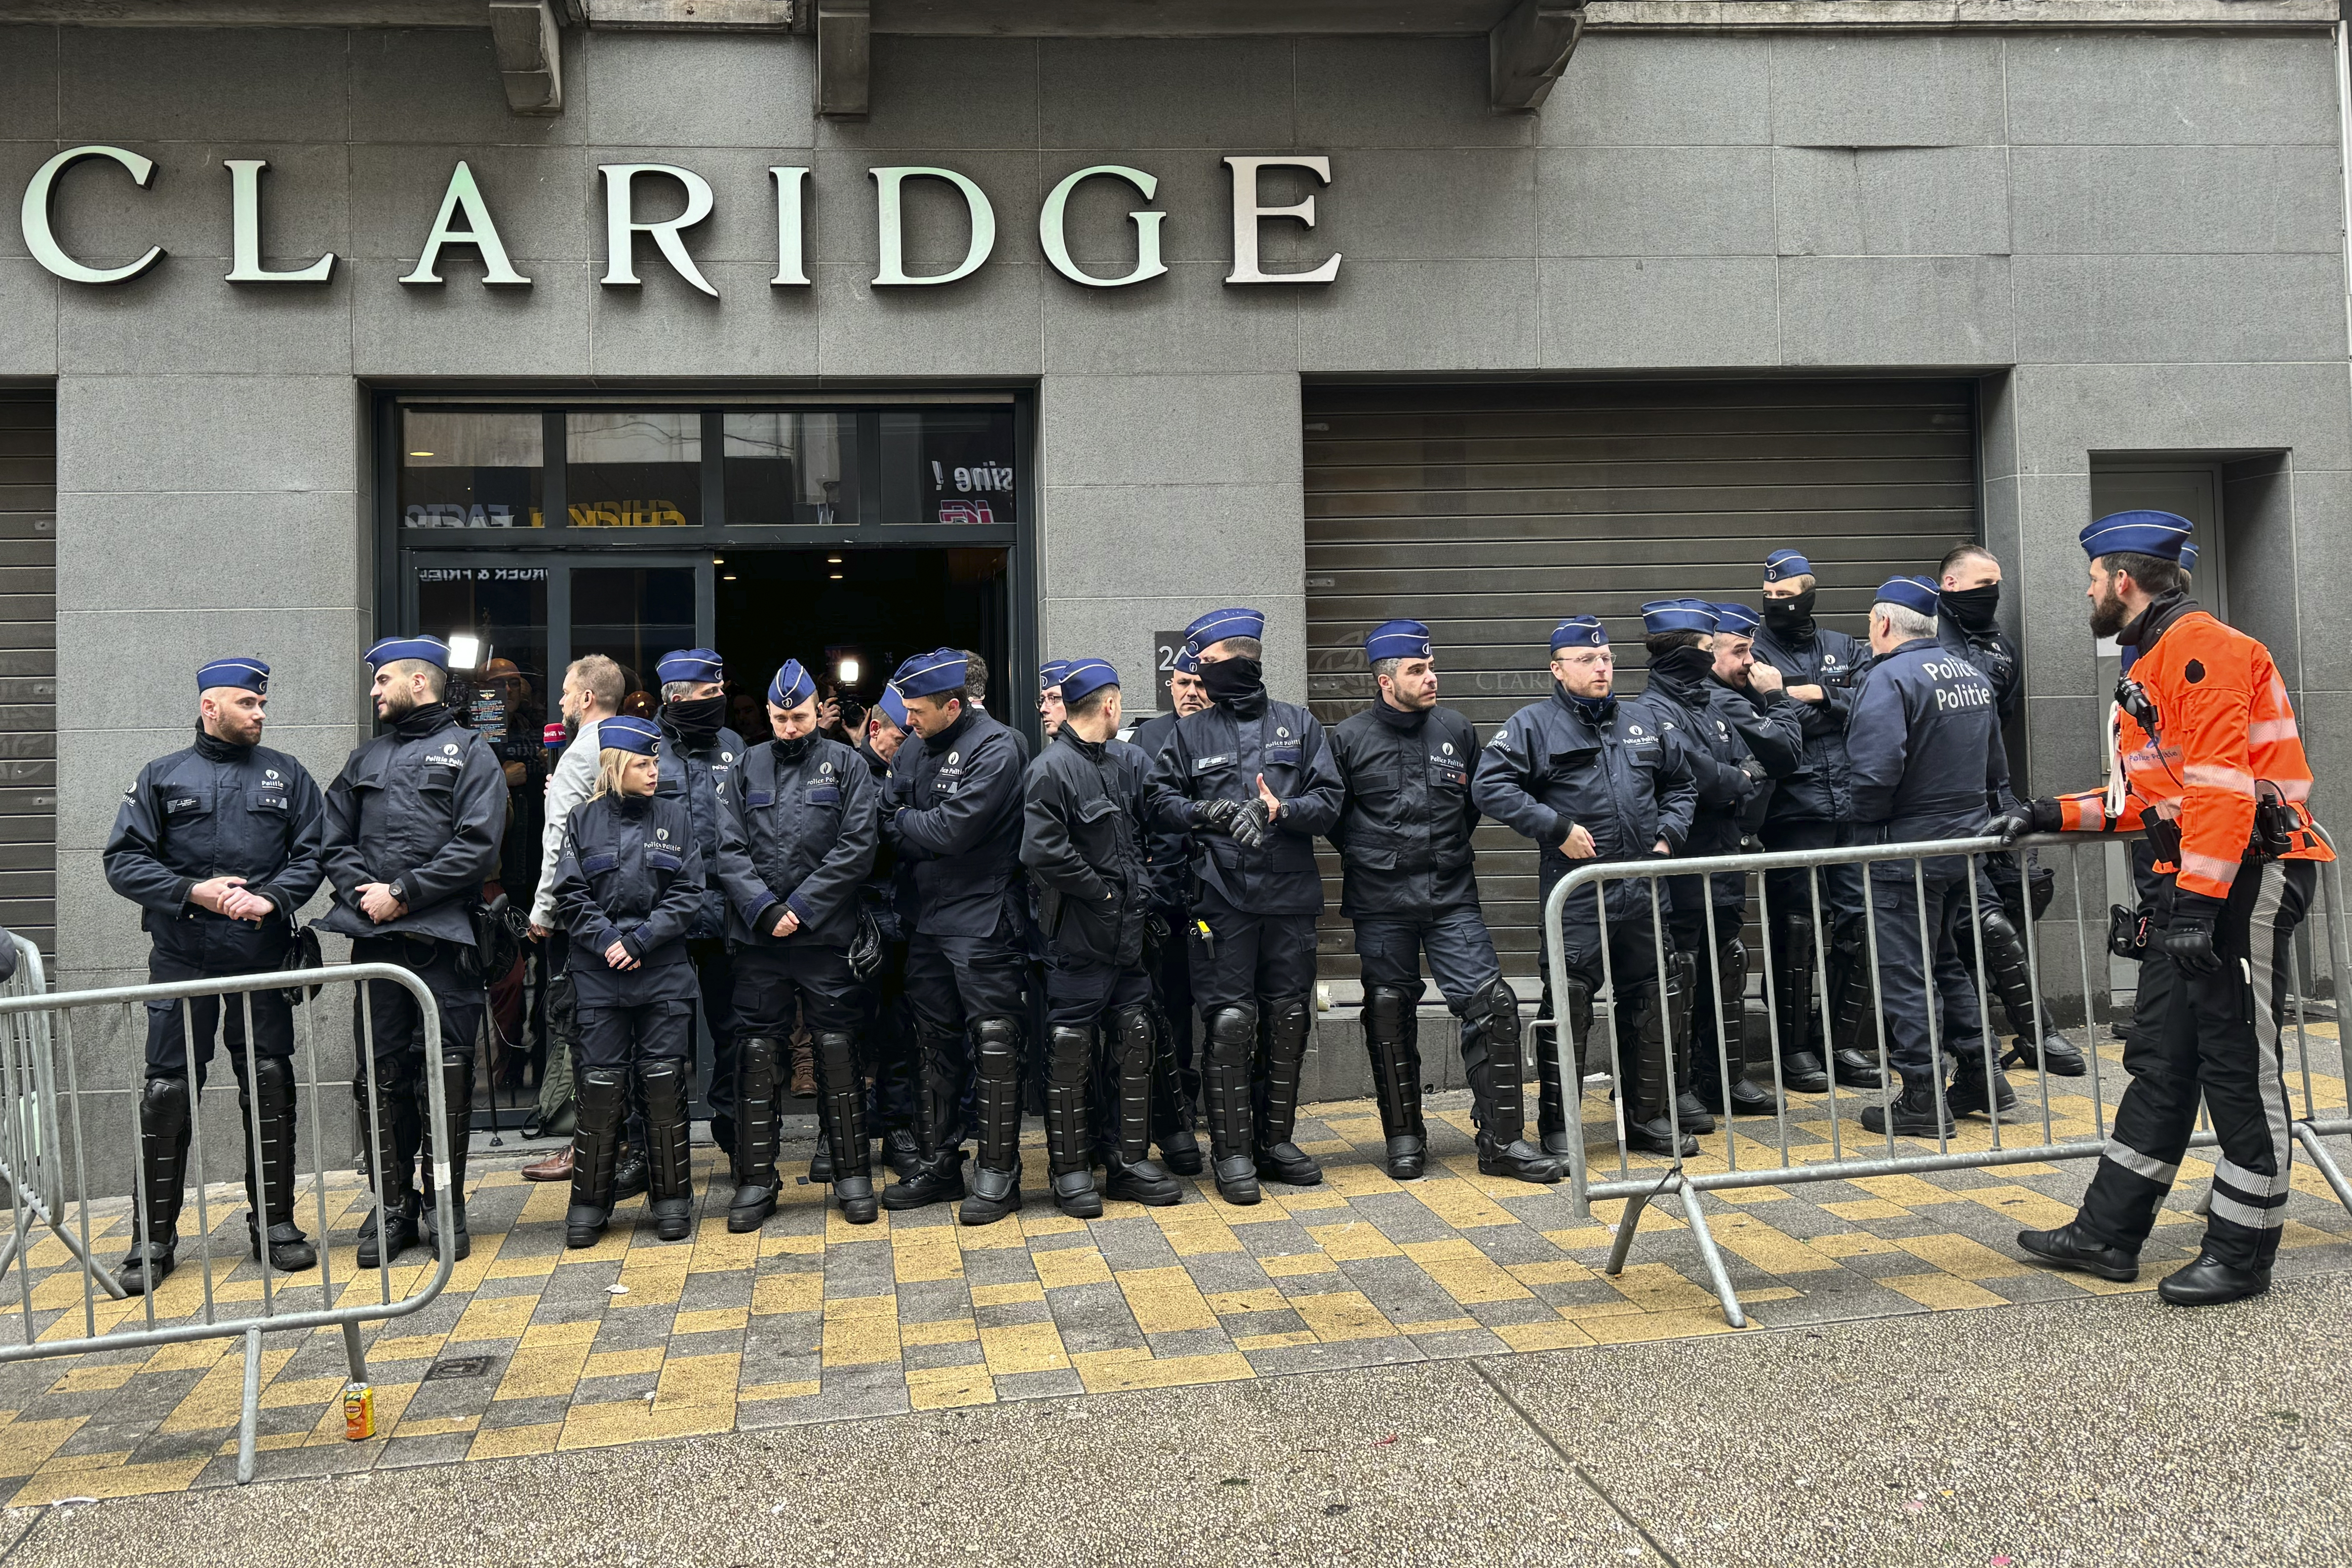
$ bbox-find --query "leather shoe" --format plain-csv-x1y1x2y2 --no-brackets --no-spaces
1699,1076,1777,1116
1831,1048,1885,1089
522,1147,574,1183
833,1174,879,1226
2158,1251,2270,1306
1477,1135,1563,1185
1859,1082,1954,1138
1947,1063,2019,1119
1104,1153,1183,1207
881,1128,923,1183
1673,1091,1716,1134
960,1164,1023,1226
1050,1169,1103,1219
612,1149,648,1202
356,1196,418,1269
1384,1135,1426,1181
1157,1126,1204,1178
881,1152,966,1211
1211,1154,1261,1205
1254,1141,1323,1187
1779,1051,1830,1094
2016,1221,2139,1281
789,1040,817,1099
2006,1030,2089,1078
1626,1115,1699,1159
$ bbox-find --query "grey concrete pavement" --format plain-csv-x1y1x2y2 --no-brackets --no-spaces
8,1271,2347,1567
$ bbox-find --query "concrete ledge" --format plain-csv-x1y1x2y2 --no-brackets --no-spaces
1586,0,2338,30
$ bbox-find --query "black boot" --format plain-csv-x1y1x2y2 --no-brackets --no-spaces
1824,919,1886,1089
1860,1077,1955,1138
1665,951,1715,1134
1201,1004,1260,1204
809,1143,834,1183
1624,972,1698,1159
612,1145,649,1202
881,1127,924,1183
120,1076,189,1297
566,1068,624,1249
355,1072,421,1269
815,1029,878,1226
2158,1250,2271,1306
1535,977,1590,1157
2016,1221,2139,1282
1253,995,1322,1187
883,1027,967,1211
1104,1005,1181,1205
241,1058,316,1273
1146,1004,1204,1177
419,1051,475,1263
1976,907,2089,1076
1465,977,1560,1185
641,1060,694,1241
1946,1052,2018,1119
1770,912,1831,1094
1043,1025,1102,1218
1693,935,1775,1115
1361,985,1427,1180
960,1016,1025,1226
728,1035,782,1233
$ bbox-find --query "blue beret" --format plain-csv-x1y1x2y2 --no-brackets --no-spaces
2179,539,2199,574
1762,549,1813,583
1172,643,1201,676
1712,603,1762,637
655,648,724,686
1059,658,1119,704
599,716,661,756
198,657,268,694
1364,618,1432,663
876,682,910,729
1039,658,1074,691
1874,575,1941,617
892,648,969,699
2081,509,2191,564
1639,599,1718,636
365,636,449,671
767,659,814,709
1551,616,1608,652
1184,606,1264,649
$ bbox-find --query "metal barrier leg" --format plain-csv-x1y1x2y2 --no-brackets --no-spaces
1603,1191,1652,1276
1670,1176,1747,1329
235,1325,263,1485
342,1318,368,1385
2292,1123,2352,1214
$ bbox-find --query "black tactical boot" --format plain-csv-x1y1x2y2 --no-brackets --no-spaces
613,1146,649,1202
1692,935,1775,1116
1771,913,1832,1094
1252,996,1322,1187
883,1028,968,1211
242,1057,316,1273
1623,974,1699,1159
1103,1006,1181,1204
1860,1078,1955,1138
1465,978,1561,1185
419,1051,475,1263
1536,976,1590,1157
881,1127,924,1184
355,1074,421,1269
728,1035,783,1233
121,1076,190,1297
2158,1251,2271,1306
1361,985,1426,1180
1824,920,1886,1090
1146,1006,1204,1177
815,1029,878,1226
1946,1053,2019,1119
1202,1005,1260,1204
2016,1221,2139,1282
1043,1025,1102,1218
566,1068,624,1249
960,1017,1026,1226
641,1060,695,1241
1665,951,1715,1135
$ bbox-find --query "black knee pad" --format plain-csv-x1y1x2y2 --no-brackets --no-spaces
248,1054,295,1110
140,1074,190,1133
972,1016,1022,1079
1265,995,1310,1053
1467,975,1520,1041
1204,1004,1257,1066
1362,985,1412,1044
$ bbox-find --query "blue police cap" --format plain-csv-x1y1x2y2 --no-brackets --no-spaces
767,659,814,710
1040,658,1074,691
198,657,268,695
1172,643,1201,676
1639,600,1718,636
1551,616,1608,652
364,636,450,671
1712,603,1762,638
2179,539,2199,574
1364,619,1432,663
599,716,661,756
1059,658,1119,704
892,649,969,699
2080,510,2192,563
655,648,724,686
1874,575,1941,618
1184,606,1264,649
1762,549,1813,583
876,682,910,729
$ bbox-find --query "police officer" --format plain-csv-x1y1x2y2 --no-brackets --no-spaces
1038,658,1072,738
322,636,505,1265
1328,620,1558,1185
1127,645,1208,1178
1146,607,1344,1204
2008,514,2330,1305
1749,549,1880,1095
715,659,881,1230
546,716,707,1247
1630,602,1801,1121
857,683,921,1181
882,649,1031,1223
102,657,327,1292
1937,545,2087,1079
1473,617,1699,1158
1021,658,1184,1215
651,649,747,1165
1841,577,2009,1137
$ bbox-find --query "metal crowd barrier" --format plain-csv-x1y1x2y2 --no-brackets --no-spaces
1538,829,2352,1327
0,954,456,1483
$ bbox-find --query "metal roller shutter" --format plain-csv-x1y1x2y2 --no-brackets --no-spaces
1304,378,1979,979
0,393,54,955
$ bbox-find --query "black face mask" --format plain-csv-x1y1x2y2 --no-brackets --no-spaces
772,732,812,764
664,694,727,745
1762,590,1818,636
1940,582,2000,633
1650,645,1714,684
1199,657,1265,707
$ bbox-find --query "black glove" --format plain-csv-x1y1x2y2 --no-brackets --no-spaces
1989,796,2063,844
1230,799,1272,851
2157,891,2226,976
1145,911,1172,949
1192,798,1245,836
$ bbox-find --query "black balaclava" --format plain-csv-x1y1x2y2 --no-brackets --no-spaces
1939,582,2000,634
1761,589,1818,639
664,694,727,746
1200,657,1266,714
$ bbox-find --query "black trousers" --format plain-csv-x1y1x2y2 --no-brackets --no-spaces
1863,856,1989,1083
733,942,864,1038
687,938,741,1121
1044,956,1153,1028
865,936,916,1133
2078,859,2317,1271
144,944,294,1086
577,996,695,1071
349,934,483,1098
1151,918,1198,1100
905,913,1031,1152
1187,895,1317,1009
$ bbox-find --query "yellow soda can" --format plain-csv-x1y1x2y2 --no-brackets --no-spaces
342,1381,376,1441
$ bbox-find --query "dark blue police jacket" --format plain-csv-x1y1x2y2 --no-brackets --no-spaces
887,705,1027,939
321,706,505,945
1022,727,1151,971
717,734,877,950
856,737,912,942
1844,637,2007,849
1751,619,1864,827
1326,701,1482,919
105,730,328,967
549,791,705,1005
1127,711,1194,918
656,720,744,944
1144,692,1343,918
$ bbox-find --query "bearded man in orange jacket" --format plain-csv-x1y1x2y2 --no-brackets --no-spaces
1996,511,2331,1306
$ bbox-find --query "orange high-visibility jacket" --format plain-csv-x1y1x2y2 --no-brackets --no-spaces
2057,607,2331,899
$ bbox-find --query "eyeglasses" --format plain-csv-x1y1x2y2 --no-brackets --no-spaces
1552,650,1613,669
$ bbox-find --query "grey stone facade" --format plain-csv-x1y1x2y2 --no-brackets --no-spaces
1,19,2345,1146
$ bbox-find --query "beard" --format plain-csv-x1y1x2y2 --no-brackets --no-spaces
2089,582,2130,639
377,683,418,721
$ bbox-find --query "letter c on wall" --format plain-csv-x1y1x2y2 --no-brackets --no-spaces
1038,165,1166,289
21,145,164,285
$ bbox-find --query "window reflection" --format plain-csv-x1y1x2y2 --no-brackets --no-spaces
566,411,700,527
879,408,1018,525
402,411,544,529
723,412,854,526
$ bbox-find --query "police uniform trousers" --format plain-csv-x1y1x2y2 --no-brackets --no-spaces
1547,880,1667,1061
903,905,1031,1161
1862,854,1990,1085
1046,956,1154,1030
348,934,486,1201
1354,909,1503,1027
1152,918,1199,1103
1186,891,1317,1010
864,934,918,1136
2077,860,2315,1272
1760,821,1866,1052
735,942,864,1038
144,943,295,1086
1666,870,1749,1088
687,937,741,1141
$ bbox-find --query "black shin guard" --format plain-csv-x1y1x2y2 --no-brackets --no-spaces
422,1050,475,1260
1361,985,1426,1179
961,1016,1026,1224
567,1068,625,1247
813,1029,876,1223
1468,977,1559,1183
1537,976,1592,1151
728,1035,782,1231
640,1059,694,1240
123,1076,190,1293
1253,995,1320,1186
1044,1024,1099,1217
241,1057,314,1271
1201,1004,1260,1202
